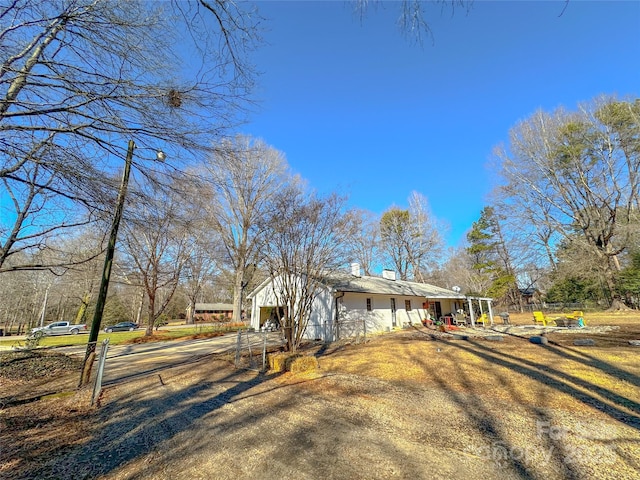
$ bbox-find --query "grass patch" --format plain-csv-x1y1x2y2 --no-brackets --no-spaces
0,323,247,349
508,310,639,326
317,323,640,414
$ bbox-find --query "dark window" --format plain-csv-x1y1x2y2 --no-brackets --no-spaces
366,298,372,311
405,300,412,311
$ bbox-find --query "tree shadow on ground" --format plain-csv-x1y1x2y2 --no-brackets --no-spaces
408,327,640,477
412,349,578,480
9,363,287,480
411,327,640,428
6,329,640,479
131,373,445,479
450,335,638,428
11,360,435,480
489,326,640,388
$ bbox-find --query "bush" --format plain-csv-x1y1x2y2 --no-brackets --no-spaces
544,277,599,304
154,315,169,330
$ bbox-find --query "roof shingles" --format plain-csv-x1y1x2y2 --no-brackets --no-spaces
323,273,464,299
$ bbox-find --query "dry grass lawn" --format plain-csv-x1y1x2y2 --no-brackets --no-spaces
1,311,639,479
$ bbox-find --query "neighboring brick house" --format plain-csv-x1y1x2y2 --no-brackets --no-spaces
186,303,234,322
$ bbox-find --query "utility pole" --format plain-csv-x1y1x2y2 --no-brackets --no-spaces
79,140,135,386
39,284,50,328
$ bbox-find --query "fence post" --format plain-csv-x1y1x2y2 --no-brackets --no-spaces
91,338,110,406
262,332,267,372
234,329,242,368
245,330,255,369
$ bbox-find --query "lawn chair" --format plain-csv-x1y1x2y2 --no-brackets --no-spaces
532,311,555,327
565,311,586,327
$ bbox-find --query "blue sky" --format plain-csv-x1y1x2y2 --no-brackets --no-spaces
237,0,640,247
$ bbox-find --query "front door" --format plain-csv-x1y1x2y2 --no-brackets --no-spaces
434,301,442,320
390,298,396,327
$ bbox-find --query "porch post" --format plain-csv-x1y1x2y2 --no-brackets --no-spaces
487,300,494,326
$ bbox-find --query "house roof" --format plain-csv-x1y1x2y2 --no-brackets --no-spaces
193,303,234,311
247,271,467,300
323,273,466,299
519,288,537,295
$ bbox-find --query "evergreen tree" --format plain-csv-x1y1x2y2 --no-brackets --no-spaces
466,207,518,304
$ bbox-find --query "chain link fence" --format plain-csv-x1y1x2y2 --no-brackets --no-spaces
519,302,587,313
234,330,268,371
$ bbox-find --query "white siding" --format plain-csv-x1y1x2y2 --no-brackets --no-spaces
305,288,335,341
338,293,387,337
337,292,429,337
250,280,282,331
250,275,336,341
249,274,464,342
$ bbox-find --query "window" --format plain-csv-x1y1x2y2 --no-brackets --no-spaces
405,300,412,311
366,298,372,311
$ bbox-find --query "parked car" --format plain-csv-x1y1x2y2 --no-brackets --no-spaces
104,322,139,333
30,321,87,338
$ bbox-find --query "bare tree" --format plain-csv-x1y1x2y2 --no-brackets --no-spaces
429,245,494,297
0,225,107,333
260,186,350,352
183,239,223,324
354,0,473,45
494,96,640,309
201,136,291,324
119,177,195,336
407,191,446,280
0,268,39,334
343,208,381,276
0,0,260,272
379,192,444,281
0,139,95,271
54,230,105,324
380,207,413,280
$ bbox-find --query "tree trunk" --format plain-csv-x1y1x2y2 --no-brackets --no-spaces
146,295,155,336
285,324,294,353
607,298,631,311
74,292,91,325
232,268,244,324
602,261,630,310
187,300,195,325
136,289,144,325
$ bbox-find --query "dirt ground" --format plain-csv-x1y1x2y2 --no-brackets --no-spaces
1,312,640,480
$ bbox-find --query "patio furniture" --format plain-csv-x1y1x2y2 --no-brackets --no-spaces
533,311,556,327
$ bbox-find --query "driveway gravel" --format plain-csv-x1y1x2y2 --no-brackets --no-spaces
2,325,639,480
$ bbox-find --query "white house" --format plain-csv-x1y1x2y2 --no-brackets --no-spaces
247,264,480,342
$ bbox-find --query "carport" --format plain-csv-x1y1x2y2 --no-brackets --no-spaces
257,306,286,330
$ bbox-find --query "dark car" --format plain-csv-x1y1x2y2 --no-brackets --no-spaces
104,322,139,333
